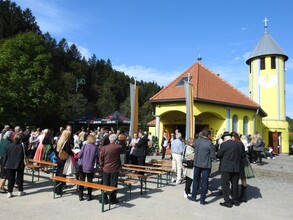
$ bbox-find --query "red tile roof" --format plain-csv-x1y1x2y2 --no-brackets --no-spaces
147,119,156,126
150,62,265,113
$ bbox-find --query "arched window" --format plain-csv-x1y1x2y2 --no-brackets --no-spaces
243,116,249,135
232,115,238,132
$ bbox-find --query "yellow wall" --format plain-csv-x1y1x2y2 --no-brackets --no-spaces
249,55,289,153
152,101,262,143
250,56,286,120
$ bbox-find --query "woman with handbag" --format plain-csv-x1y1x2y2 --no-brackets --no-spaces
78,134,99,201
4,133,26,198
55,130,73,195
183,138,194,198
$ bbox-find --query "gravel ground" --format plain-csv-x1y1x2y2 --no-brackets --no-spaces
1,155,292,220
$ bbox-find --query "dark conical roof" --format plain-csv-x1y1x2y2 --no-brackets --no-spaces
246,32,288,64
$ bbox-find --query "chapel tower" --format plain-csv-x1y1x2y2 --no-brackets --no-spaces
246,18,289,154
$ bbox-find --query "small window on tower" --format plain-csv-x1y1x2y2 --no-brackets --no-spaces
271,56,276,69
260,57,265,70
249,63,251,73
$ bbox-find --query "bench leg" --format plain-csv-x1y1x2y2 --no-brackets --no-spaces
140,179,143,195
101,191,104,212
166,172,169,185
157,175,159,188
124,184,131,201
31,168,35,183
124,184,129,201
53,182,63,199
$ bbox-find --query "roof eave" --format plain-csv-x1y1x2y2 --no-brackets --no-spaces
149,98,267,117
246,53,289,64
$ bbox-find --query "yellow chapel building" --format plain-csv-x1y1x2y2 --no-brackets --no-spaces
148,22,289,154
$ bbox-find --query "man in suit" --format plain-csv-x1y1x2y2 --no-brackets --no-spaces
134,131,148,166
188,129,216,205
217,131,246,208
161,132,168,160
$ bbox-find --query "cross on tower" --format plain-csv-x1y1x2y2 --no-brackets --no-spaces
264,17,268,32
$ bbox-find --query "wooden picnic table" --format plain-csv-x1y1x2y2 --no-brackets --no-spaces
29,159,57,176
150,160,172,167
124,163,172,172
122,166,166,187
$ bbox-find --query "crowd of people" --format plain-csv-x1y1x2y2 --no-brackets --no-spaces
0,123,272,207
166,129,267,208
0,124,151,204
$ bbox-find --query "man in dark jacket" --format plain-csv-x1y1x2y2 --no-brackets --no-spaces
4,134,26,198
100,134,125,204
188,129,215,205
134,131,148,166
217,132,246,208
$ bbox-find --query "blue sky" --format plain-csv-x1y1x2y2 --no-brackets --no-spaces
14,0,293,118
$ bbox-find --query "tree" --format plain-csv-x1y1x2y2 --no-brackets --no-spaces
0,32,57,125
96,81,117,116
0,0,40,39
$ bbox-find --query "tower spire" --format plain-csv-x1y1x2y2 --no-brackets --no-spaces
264,17,268,32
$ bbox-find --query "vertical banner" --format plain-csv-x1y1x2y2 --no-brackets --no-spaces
129,83,139,137
184,81,194,139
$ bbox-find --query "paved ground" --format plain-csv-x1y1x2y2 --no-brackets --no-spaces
1,155,293,220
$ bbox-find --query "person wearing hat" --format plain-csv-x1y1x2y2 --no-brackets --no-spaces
217,131,246,208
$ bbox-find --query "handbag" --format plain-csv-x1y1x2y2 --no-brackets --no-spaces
22,143,29,165
48,151,57,163
63,156,76,175
58,140,69,160
182,158,194,168
244,157,255,179
182,146,194,168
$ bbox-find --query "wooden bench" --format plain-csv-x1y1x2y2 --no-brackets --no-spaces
51,176,118,212
151,161,172,167
26,164,42,182
122,167,166,188
121,172,148,195
118,179,138,201
29,159,57,177
124,164,172,184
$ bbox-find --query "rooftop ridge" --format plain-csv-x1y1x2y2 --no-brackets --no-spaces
199,63,260,107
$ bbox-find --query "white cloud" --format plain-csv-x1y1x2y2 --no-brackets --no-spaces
113,64,181,86
241,27,247,31
68,42,91,60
